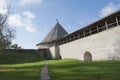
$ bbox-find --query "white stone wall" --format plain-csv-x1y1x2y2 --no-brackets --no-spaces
49,26,120,61
37,43,55,49
49,46,56,59
37,44,50,49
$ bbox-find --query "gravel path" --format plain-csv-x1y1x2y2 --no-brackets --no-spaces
40,61,50,80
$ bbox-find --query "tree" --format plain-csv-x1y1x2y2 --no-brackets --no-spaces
11,43,21,50
0,6,15,50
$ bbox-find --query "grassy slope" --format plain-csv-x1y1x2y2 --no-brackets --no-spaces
48,59,120,80
0,50,44,64
0,50,45,80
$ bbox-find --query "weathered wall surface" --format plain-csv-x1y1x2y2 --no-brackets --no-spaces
50,26,120,61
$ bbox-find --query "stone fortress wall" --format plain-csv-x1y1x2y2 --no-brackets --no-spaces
37,10,120,61
49,11,120,61
50,26,120,61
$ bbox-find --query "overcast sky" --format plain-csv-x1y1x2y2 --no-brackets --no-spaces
0,0,120,49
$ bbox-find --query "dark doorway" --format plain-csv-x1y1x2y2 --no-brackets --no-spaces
84,51,92,61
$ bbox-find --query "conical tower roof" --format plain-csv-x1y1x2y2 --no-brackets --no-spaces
41,22,68,43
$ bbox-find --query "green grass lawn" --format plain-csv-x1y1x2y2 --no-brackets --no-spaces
48,59,120,80
1,50,120,80
0,50,45,80
0,61,45,80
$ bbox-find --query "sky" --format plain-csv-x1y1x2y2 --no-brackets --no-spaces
0,0,120,49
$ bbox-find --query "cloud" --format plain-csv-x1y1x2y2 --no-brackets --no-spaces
8,11,37,33
8,14,23,28
99,2,119,17
19,0,42,5
23,11,36,19
0,0,8,14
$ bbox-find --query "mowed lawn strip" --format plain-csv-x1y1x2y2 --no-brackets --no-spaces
48,59,120,80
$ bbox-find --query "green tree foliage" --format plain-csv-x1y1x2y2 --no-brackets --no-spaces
10,43,21,50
